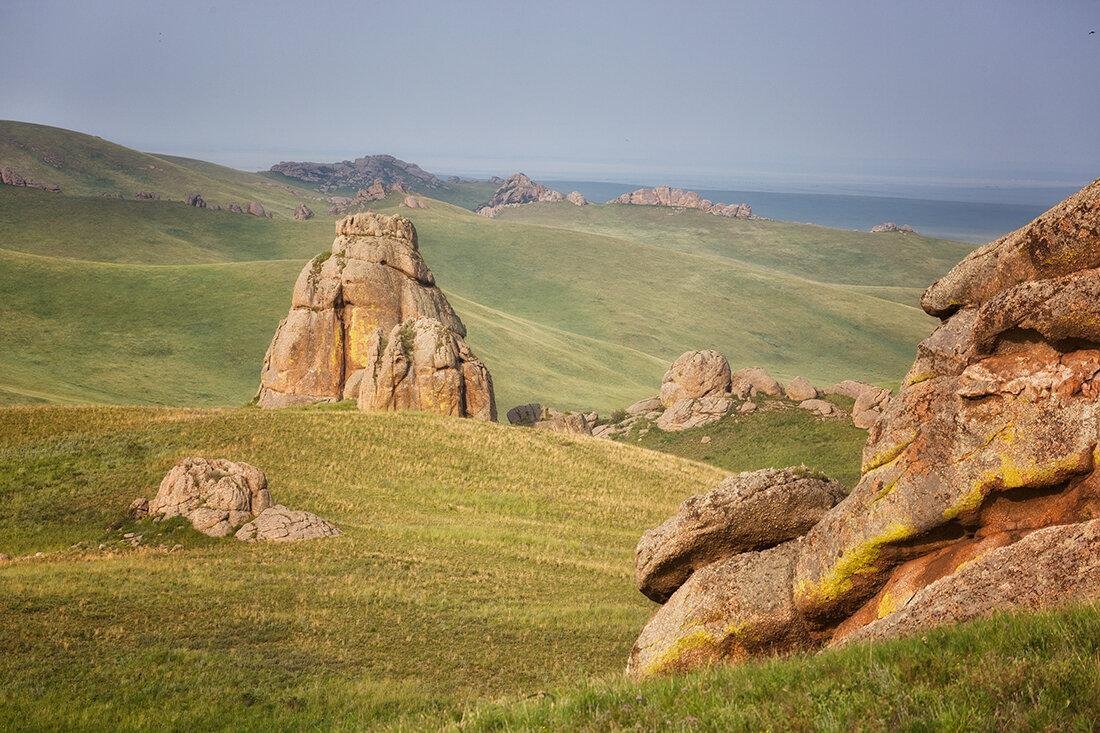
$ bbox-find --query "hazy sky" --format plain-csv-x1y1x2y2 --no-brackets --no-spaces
1,0,1098,191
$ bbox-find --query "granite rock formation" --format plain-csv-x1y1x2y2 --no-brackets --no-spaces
613,186,751,219
270,154,440,192
476,173,564,217
626,178,1100,679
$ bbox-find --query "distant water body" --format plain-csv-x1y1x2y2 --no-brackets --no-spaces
544,180,1075,244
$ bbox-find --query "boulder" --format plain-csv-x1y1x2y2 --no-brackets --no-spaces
533,412,592,436
784,376,818,401
737,401,757,414
659,350,732,407
567,191,588,206
627,179,1100,678
148,458,273,537
186,193,206,208
798,398,839,417
730,367,782,398
635,468,844,602
626,396,663,415
247,201,267,217
506,403,543,425
293,203,314,220
402,195,427,209
656,395,731,431
823,379,881,400
227,202,244,214
1,167,26,186
256,212,494,417
235,505,341,542
476,173,564,217
134,190,158,200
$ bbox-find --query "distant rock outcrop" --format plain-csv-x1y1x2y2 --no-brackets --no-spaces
1,166,60,192
626,178,1100,679
402,195,427,209
186,193,206,208
566,191,588,206
293,203,314,220
141,457,338,541
870,222,917,234
247,201,269,218
613,186,751,219
476,173,564,217
270,155,440,193
257,212,495,420
134,191,159,200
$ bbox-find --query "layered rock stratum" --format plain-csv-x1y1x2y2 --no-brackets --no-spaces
256,212,494,419
626,178,1100,679
612,186,751,219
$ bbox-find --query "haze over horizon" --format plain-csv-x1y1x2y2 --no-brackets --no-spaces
2,0,1098,197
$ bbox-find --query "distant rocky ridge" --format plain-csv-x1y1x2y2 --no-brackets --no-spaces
270,155,440,193
475,173,587,217
613,186,751,219
626,178,1100,679
256,212,496,420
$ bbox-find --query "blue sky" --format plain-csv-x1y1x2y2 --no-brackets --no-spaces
1,0,1097,191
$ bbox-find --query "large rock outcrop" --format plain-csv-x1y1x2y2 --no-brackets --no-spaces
612,186,751,219
270,155,440,192
257,212,495,419
627,178,1100,679
655,350,734,431
476,173,564,217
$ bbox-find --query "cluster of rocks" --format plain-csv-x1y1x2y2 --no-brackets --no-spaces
327,178,410,215
132,457,339,542
626,178,1100,679
0,166,60,192
135,191,159,200
506,403,598,435
270,154,440,192
612,186,751,219
186,193,206,208
870,222,917,234
402,195,427,209
256,211,496,420
475,173,586,217
593,351,891,436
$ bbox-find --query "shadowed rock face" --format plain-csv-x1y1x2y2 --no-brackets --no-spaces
257,212,494,419
627,178,1100,679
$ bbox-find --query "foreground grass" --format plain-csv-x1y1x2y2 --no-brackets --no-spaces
458,603,1100,731
0,405,723,729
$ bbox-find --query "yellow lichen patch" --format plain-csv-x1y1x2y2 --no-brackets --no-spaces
642,629,717,678
876,590,898,619
872,475,900,503
345,308,380,370
795,522,916,609
944,447,1094,521
861,435,916,475
904,370,935,387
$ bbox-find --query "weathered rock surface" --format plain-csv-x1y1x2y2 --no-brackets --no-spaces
247,201,268,218
293,203,314,220
402,195,427,209
257,212,494,419
870,222,916,234
533,412,592,435
627,179,1100,678
612,186,752,219
656,395,731,431
798,398,839,417
148,458,273,537
730,367,783,398
506,403,543,425
566,191,588,206
636,468,844,603
476,173,564,217
626,397,663,416
356,317,496,420
235,505,341,542
659,350,732,407
784,376,818,401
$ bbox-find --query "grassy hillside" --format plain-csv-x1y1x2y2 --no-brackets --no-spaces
0,121,324,217
1,405,1095,731
0,181,971,412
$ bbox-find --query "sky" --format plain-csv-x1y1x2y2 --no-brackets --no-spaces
1,0,1098,194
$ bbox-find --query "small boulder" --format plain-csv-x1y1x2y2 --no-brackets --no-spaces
128,497,149,519
567,191,588,206
227,202,244,213
656,394,731,431
186,193,206,208
134,190,158,200
507,403,543,425
784,376,818,401
730,367,783,398
247,201,267,217
402,195,427,209
798,398,839,417
235,505,341,542
626,396,663,416
293,203,314,220
659,350,732,407
635,468,844,602
533,412,592,436
148,458,273,537
738,401,758,414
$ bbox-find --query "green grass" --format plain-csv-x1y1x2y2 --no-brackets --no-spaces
1,405,1096,731
615,398,867,488
0,120,324,217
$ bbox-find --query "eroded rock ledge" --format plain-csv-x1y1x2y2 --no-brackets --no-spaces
627,178,1100,679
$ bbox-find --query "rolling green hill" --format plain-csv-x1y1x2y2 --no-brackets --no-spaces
0,171,972,413
0,405,1095,731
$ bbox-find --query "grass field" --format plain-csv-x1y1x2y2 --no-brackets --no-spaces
0,178,971,413
1,405,1095,731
